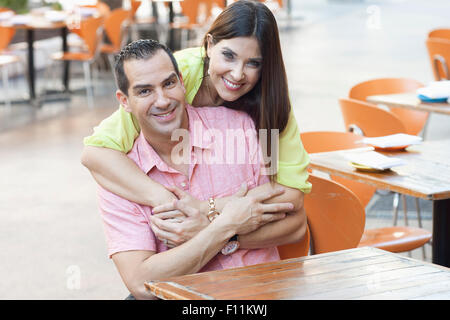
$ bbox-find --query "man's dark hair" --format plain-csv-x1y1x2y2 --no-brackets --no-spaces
114,39,180,96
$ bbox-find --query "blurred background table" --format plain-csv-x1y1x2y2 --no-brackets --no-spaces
309,140,450,267
367,93,450,116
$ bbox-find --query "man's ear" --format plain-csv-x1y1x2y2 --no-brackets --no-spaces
116,90,132,112
179,73,186,95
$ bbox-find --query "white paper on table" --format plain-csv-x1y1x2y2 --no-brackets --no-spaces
417,80,450,99
10,15,31,25
361,133,422,148
344,151,406,170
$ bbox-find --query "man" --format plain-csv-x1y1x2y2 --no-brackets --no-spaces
97,39,306,299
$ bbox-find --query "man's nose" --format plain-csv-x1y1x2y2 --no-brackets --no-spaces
153,88,171,109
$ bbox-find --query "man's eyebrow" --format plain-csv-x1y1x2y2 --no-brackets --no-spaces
162,72,178,83
132,83,153,91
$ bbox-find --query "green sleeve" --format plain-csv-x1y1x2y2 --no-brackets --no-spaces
83,106,140,153
276,111,312,194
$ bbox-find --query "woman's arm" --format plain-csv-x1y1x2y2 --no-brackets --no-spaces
81,146,177,207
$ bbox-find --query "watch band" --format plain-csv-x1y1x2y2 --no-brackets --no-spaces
207,197,220,222
221,235,240,255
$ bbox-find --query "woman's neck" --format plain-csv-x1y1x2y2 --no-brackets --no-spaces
196,76,224,107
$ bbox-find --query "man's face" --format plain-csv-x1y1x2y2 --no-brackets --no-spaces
117,50,187,139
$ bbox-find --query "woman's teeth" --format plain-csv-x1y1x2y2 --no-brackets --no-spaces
223,78,242,89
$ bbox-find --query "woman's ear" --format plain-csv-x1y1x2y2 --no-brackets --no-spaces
206,33,214,57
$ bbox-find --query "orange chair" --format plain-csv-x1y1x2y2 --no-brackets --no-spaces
305,173,431,256
277,225,310,259
101,8,131,70
304,174,365,254
50,16,104,108
339,98,425,230
348,78,428,137
301,131,376,207
0,22,23,108
339,97,406,137
174,0,214,48
426,37,450,81
428,28,450,40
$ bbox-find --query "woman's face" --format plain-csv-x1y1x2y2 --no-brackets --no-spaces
206,36,262,102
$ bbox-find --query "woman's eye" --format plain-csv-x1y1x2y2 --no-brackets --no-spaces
222,51,234,60
248,60,261,68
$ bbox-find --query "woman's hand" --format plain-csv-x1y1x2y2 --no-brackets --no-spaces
150,200,210,248
151,186,210,247
216,187,294,236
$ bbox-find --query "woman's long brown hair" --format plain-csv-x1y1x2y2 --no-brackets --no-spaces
203,0,291,179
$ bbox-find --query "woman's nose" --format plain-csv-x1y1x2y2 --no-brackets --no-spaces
230,64,245,82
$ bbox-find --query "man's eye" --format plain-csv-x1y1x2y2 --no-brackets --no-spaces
165,79,176,87
139,89,151,95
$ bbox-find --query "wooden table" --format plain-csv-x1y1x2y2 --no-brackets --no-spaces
309,140,450,267
145,247,450,299
367,92,450,115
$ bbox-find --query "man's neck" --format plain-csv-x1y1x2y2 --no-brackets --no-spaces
141,109,190,175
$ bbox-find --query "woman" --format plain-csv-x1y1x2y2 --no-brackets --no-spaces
81,1,311,235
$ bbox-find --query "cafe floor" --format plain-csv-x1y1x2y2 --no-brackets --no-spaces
0,0,449,299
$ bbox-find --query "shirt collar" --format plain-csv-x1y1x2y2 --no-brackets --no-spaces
134,104,212,175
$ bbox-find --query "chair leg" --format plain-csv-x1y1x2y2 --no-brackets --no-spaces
401,194,408,226
2,66,11,109
415,197,423,228
392,193,400,226
83,61,94,108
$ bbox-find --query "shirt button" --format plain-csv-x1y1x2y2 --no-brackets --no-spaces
180,182,187,188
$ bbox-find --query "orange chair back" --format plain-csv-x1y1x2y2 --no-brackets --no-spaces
304,174,365,254
339,98,407,137
0,26,15,52
80,16,104,56
82,1,111,17
277,224,310,259
104,8,130,51
0,8,15,50
428,28,450,40
300,131,376,208
180,0,212,24
130,0,142,19
348,78,427,136
426,37,450,81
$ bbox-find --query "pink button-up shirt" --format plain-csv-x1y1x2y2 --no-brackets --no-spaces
97,104,280,272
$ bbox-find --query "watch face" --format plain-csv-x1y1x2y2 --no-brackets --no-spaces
221,241,240,255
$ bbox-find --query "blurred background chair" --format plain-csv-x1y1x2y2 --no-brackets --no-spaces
277,225,310,259
49,16,104,108
173,0,214,49
426,37,450,81
338,97,425,234
0,24,23,109
428,28,450,40
100,8,131,72
305,172,431,257
348,78,428,137
304,174,365,254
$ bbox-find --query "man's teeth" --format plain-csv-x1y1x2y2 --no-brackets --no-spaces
156,110,173,117
224,78,241,89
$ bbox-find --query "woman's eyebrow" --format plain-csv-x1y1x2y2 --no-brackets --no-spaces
222,46,262,60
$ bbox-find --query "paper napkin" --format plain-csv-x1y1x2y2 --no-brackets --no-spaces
344,151,406,170
361,133,422,148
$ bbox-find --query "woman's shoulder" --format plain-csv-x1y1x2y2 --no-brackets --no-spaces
174,47,205,63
